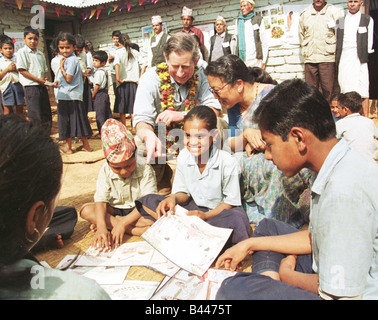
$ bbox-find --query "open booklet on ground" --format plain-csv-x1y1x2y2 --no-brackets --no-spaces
141,204,233,277
150,268,236,300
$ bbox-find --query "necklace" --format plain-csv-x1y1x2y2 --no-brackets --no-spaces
156,62,199,113
156,62,199,159
255,83,260,99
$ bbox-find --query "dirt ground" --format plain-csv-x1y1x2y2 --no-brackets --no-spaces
34,104,378,276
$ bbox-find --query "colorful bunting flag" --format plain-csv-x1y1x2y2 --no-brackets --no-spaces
89,8,96,19
16,0,23,10
96,8,102,19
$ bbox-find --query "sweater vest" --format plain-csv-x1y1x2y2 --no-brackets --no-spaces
336,14,371,65
151,33,168,67
209,32,232,61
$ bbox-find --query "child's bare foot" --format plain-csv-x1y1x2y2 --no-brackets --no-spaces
90,224,97,231
128,225,150,236
62,146,73,154
56,235,64,249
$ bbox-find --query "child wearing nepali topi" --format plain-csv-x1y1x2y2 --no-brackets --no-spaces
80,118,157,250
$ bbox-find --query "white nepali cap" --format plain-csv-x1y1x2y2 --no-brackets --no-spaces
216,16,226,23
241,0,255,5
182,6,193,17
151,15,162,24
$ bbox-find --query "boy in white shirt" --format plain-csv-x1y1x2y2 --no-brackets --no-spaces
336,91,378,159
17,26,52,131
80,119,157,249
0,35,25,117
91,50,112,133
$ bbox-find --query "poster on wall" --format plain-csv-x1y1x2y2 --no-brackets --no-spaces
4,32,25,53
254,3,309,47
195,23,215,53
141,23,167,53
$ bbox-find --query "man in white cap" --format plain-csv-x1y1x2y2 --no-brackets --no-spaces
209,16,234,62
233,0,269,68
180,6,205,49
146,15,170,69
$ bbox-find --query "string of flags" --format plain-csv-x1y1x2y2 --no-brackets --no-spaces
3,0,160,20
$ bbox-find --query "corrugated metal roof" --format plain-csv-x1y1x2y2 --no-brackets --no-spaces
40,0,118,8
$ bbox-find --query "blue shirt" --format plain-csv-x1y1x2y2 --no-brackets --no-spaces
57,53,83,101
227,104,241,137
133,65,221,128
309,139,378,299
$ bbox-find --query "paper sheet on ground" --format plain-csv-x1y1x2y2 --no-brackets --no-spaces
142,205,232,276
56,255,130,285
150,268,235,300
72,241,180,277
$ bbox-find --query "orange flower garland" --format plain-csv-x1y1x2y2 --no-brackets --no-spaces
156,62,199,112
156,62,199,159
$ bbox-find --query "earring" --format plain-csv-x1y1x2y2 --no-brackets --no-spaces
25,228,40,244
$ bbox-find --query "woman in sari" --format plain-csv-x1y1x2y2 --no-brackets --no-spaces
206,55,313,228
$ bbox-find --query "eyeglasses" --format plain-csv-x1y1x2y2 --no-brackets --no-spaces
209,83,230,97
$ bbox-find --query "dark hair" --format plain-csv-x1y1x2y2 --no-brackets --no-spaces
337,91,362,113
119,33,134,61
330,93,339,102
0,115,62,266
49,37,59,57
192,34,205,59
74,34,85,49
184,105,217,131
249,67,277,84
205,54,252,85
130,43,140,52
56,32,76,46
253,79,336,141
85,40,94,54
23,26,39,37
92,50,108,63
0,35,14,49
112,30,122,38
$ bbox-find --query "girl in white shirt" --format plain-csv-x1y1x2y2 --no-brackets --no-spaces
135,106,251,246
114,33,140,126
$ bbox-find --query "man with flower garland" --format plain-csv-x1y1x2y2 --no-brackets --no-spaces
133,32,222,194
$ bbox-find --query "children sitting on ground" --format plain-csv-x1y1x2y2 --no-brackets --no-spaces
0,35,25,118
215,79,378,300
56,32,93,153
135,106,251,246
17,26,52,132
91,50,112,134
80,118,157,250
0,114,110,300
336,91,378,160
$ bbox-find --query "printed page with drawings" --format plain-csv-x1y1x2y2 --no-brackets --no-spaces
142,205,232,276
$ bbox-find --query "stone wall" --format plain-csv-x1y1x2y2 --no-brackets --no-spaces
79,0,348,83
0,0,351,86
